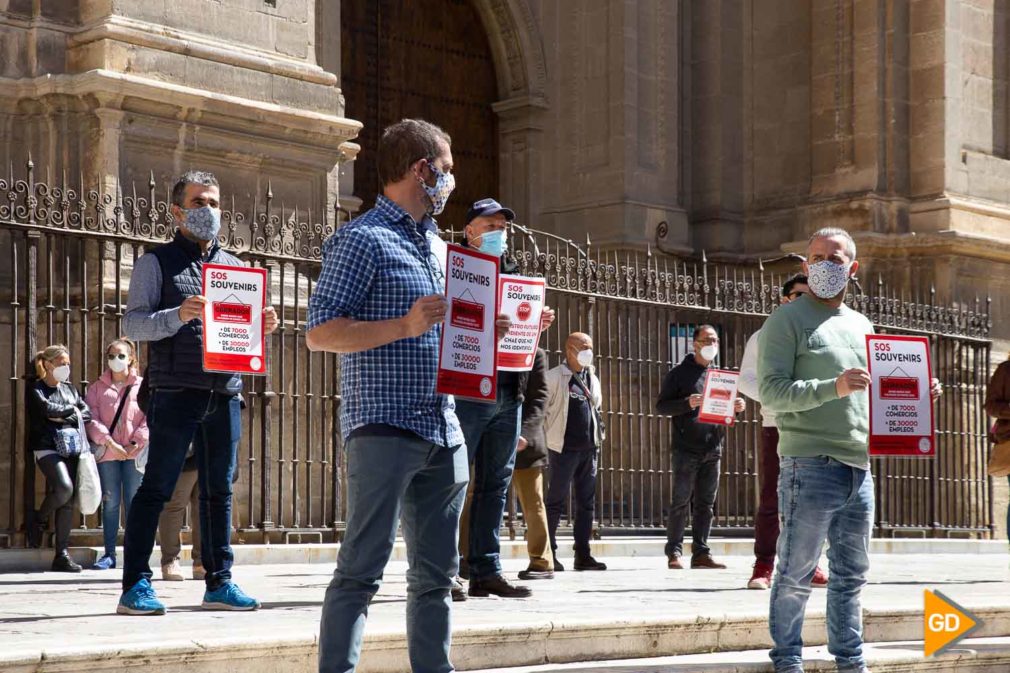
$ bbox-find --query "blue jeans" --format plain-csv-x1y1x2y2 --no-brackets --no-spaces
456,386,521,580
769,456,874,673
545,449,597,556
122,389,240,591
318,434,468,673
96,459,142,557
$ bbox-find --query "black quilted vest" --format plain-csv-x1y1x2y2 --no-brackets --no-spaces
146,231,243,394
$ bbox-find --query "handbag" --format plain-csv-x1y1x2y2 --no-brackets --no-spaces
53,409,86,458
90,383,134,460
988,439,1010,477
76,449,102,515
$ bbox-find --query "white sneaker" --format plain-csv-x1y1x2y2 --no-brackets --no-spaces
162,560,184,581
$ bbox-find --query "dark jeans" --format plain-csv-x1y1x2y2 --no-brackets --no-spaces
36,453,78,554
754,427,780,565
122,389,240,591
456,386,521,580
545,449,597,557
665,449,720,558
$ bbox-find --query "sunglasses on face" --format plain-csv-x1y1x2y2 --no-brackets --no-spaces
107,353,128,361
786,291,806,300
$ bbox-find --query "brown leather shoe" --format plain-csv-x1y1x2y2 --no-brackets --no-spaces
468,575,532,598
667,554,684,570
691,553,727,569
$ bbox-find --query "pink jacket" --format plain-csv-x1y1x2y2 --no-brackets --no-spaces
85,369,149,462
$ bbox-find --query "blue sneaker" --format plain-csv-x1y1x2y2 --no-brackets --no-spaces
117,579,166,615
202,582,261,611
92,554,116,570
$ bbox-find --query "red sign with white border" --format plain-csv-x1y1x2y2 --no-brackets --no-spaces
698,368,740,426
437,244,500,402
497,274,546,372
201,263,268,376
867,334,935,457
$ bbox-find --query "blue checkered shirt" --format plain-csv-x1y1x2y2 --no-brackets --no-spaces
307,196,462,447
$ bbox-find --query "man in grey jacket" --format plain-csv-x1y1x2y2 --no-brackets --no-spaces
543,332,607,572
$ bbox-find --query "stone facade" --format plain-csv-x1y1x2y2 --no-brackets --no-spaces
1,1,1007,538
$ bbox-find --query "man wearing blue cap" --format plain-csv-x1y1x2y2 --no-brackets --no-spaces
457,198,554,598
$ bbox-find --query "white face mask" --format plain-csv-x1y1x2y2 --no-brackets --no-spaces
107,356,129,373
576,348,594,368
52,364,71,383
807,260,852,299
700,344,719,362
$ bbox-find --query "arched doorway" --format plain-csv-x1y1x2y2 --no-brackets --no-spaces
341,0,499,230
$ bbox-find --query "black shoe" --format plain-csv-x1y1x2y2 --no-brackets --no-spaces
468,575,533,598
451,577,467,602
574,554,607,571
552,555,565,572
518,567,555,581
51,552,82,573
26,511,45,549
458,558,470,581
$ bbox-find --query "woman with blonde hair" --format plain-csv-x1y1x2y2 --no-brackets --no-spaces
26,344,92,572
85,338,149,570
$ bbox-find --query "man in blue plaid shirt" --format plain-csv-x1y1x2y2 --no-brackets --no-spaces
307,119,508,673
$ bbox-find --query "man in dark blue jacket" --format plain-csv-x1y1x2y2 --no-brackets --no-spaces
657,324,744,570
118,171,278,615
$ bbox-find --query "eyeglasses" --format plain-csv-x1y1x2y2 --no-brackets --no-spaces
786,291,806,300
106,353,128,361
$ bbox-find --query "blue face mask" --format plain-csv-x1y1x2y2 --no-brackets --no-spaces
182,205,221,241
477,229,507,257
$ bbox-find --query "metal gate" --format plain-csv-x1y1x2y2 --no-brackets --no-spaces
0,160,994,548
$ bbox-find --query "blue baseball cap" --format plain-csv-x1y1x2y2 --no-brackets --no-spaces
465,198,516,225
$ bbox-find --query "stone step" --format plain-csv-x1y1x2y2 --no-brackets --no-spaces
2,536,1005,572
468,637,1010,672
4,601,1010,673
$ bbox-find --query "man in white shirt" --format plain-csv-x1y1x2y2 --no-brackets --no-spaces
737,273,827,590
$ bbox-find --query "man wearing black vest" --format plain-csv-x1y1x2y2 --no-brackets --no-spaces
117,171,279,615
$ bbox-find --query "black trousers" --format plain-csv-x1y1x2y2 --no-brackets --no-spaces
664,449,720,558
37,453,78,554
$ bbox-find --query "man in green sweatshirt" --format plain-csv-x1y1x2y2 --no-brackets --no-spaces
757,227,941,673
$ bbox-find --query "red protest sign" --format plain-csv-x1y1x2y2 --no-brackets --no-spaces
697,369,740,426
867,334,935,457
201,264,268,376
437,244,500,402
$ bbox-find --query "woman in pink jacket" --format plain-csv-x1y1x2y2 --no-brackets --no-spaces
85,338,149,570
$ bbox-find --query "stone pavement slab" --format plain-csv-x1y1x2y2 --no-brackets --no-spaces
1,553,1008,672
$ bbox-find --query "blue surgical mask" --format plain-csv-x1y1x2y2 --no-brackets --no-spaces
477,230,507,257
182,205,221,241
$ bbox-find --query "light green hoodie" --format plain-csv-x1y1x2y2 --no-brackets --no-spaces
757,294,874,467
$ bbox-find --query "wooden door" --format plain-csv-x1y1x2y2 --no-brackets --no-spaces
341,0,500,232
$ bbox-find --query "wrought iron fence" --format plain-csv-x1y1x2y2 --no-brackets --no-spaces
0,159,995,549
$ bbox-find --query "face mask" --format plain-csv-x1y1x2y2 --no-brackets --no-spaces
576,349,594,368
182,205,221,241
52,364,71,383
477,230,507,257
807,260,851,299
700,344,719,362
422,164,455,216
107,355,129,373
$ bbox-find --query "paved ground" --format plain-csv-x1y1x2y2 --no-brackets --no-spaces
1,551,1009,661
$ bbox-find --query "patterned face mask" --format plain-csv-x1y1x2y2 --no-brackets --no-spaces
421,164,455,216
182,205,222,241
807,260,852,299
